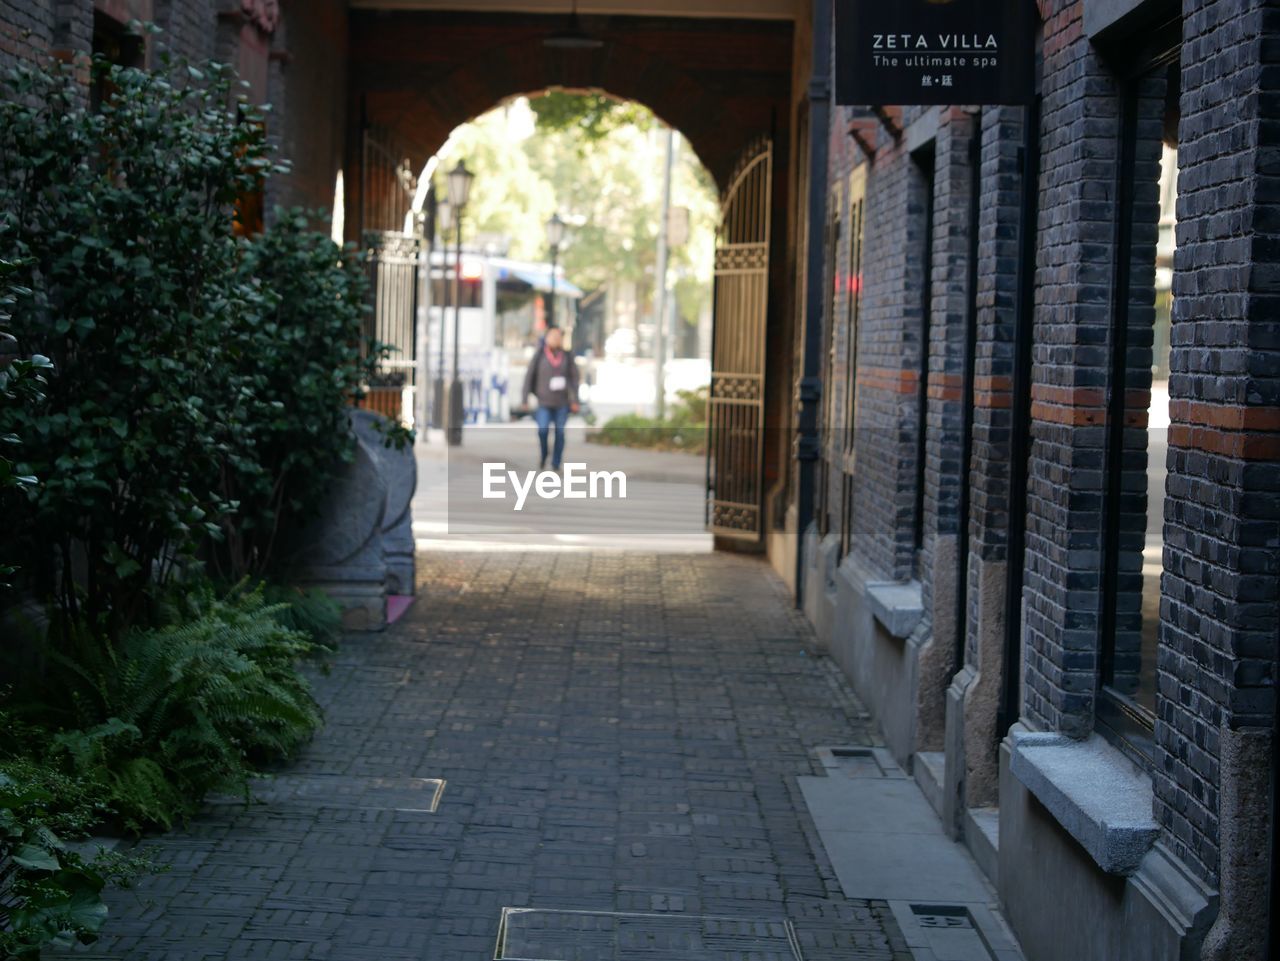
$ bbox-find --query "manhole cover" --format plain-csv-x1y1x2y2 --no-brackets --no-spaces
890,902,1015,961
813,746,902,778
911,904,973,929
214,775,446,812
494,908,803,961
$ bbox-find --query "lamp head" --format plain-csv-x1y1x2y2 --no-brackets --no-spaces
545,212,567,250
447,159,475,209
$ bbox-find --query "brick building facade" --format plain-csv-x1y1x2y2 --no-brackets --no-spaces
799,1,1277,959
1,0,1275,959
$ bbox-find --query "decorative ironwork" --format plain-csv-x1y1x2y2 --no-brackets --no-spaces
711,502,759,532
361,127,418,236
710,374,761,402
359,230,422,427
707,138,771,542
714,245,768,272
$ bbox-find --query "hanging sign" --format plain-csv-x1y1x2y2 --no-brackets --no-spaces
834,0,1037,106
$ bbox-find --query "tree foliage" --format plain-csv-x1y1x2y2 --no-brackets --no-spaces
214,212,385,580
0,58,396,628
30,582,324,833
438,94,718,333
529,91,653,142
0,753,152,958
0,254,51,590
0,59,275,633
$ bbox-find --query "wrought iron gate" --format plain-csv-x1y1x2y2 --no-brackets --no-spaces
363,231,421,425
706,138,772,540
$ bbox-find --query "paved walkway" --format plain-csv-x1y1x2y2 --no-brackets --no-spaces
69,552,913,961
412,425,713,554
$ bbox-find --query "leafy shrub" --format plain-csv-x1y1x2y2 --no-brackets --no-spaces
30,584,323,832
0,55,399,640
213,213,391,580
672,386,708,424
0,255,51,592
0,757,151,959
259,583,343,648
0,57,277,636
588,386,708,453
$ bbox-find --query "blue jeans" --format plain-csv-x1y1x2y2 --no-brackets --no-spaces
533,404,570,468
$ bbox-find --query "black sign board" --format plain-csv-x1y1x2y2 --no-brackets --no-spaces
834,0,1037,106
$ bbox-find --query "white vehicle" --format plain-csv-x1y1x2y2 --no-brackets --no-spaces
425,251,584,423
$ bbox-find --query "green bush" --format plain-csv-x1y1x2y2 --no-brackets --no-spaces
588,386,708,453
213,212,403,580
0,254,51,592
0,57,403,635
0,756,152,959
28,583,324,832
0,57,276,635
259,583,343,648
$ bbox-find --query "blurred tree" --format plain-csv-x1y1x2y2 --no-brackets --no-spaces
433,94,719,344
529,92,652,143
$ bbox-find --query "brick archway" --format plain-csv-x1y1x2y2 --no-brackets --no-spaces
346,9,793,220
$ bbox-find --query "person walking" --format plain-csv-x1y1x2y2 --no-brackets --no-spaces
521,325,580,471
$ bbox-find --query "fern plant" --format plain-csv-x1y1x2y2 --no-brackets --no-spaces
35,584,324,832
0,757,153,959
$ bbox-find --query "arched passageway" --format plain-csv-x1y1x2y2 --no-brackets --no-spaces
344,9,793,204
344,8,803,559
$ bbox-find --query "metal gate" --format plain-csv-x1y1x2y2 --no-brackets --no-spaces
363,230,421,425
706,138,772,540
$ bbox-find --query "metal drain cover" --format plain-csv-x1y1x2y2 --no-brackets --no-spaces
813,745,904,779
889,901,1024,961
214,775,446,813
494,908,803,961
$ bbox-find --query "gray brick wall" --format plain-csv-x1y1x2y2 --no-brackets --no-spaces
813,0,1279,897
1156,0,1280,887
265,0,348,216
1020,0,1120,737
965,104,1027,667
842,119,933,582
0,1,341,222
920,108,977,605
968,106,1026,567
153,0,216,63
1,1,221,77
0,2,56,70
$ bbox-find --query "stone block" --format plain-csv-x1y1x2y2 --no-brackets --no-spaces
865,580,924,639
282,410,417,630
1007,727,1158,875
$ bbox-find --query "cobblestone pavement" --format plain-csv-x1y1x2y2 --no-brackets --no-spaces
69,552,912,961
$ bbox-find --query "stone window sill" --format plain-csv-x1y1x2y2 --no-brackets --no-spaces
1008,726,1159,875
865,580,924,639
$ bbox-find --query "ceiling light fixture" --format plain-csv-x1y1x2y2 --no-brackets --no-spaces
543,0,603,50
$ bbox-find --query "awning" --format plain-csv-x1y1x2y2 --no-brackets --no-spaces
496,263,584,299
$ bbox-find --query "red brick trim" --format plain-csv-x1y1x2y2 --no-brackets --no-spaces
1168,400,1280,432
926,372,964,401
1030,383,1105,425
1169,426,1280,461
860,367,919,394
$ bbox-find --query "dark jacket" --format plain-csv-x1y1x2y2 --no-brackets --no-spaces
522,345,580,409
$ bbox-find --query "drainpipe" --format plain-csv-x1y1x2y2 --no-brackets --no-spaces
794,0,832,607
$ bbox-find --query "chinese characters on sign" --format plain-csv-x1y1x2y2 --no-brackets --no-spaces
834,0,1036,106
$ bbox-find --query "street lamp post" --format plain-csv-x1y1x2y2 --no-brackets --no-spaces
446,160,475,447
432,199,453,429
545,212,566,331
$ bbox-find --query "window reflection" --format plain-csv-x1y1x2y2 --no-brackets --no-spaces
1134,143,1176,714
1105,62,1178,724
